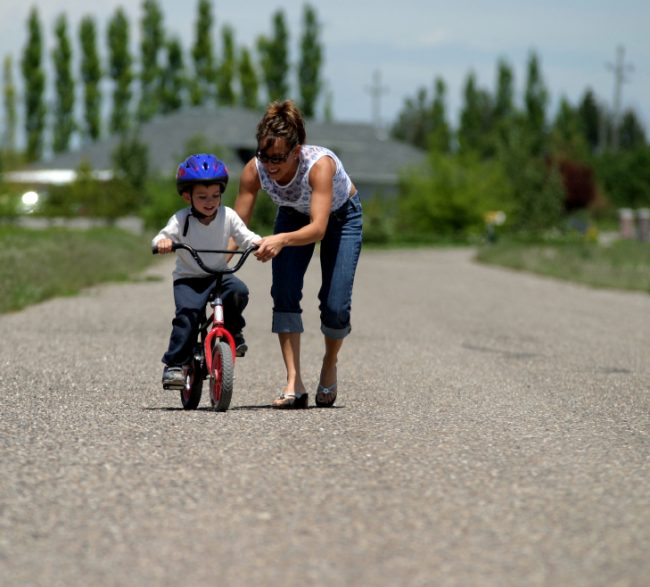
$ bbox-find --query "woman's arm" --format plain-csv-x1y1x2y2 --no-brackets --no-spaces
254,156,335,262
234,158,261,226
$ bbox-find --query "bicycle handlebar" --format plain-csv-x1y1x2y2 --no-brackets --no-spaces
152,242,259,275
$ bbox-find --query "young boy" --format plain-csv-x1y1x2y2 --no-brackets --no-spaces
152,153,261,389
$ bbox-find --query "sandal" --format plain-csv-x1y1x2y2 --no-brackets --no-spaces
315,382,337,407
272,392,308,410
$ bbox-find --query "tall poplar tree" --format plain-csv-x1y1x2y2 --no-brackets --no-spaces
79,16,102,141
21,7,46,161
494,59,515,121
430,77,451,152
191,0,215,106
216,25,236,106
139,0,164,121
551,96,587,158
523,51,549,155
391,87,431,149
618,109,647,150
257,10,289,102
457,71,493,156
160,37,185,113
297,4,322,118
238,47,258,110
2,56,17,155
492,59,516,150
52,14,75,153
107,8,133,134
577,89,602,153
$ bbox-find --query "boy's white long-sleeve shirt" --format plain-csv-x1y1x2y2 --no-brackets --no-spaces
152,206,261,280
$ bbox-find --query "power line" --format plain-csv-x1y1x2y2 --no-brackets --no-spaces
606,44,634,151
365,69,389,134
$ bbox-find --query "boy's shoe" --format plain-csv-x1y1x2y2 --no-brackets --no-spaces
162,366,186,389
233,332,248,357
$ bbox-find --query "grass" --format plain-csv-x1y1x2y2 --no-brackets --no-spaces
1,225,648,316
475,238,650,294
0,225,156,313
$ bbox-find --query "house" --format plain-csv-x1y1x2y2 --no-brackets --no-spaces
11,106,425,200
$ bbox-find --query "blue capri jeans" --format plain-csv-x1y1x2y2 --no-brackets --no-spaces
271,193,363,339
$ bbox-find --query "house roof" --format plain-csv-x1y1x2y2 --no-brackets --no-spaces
28,106,425,185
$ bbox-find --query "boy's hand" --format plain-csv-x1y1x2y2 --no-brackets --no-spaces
156,238,174,254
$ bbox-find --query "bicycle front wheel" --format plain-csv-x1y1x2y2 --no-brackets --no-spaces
210,341,234,412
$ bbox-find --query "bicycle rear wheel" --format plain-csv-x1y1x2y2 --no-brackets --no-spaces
210,341,234,412
180,359,203,410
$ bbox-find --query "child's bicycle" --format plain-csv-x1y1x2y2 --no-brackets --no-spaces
153,242,258,412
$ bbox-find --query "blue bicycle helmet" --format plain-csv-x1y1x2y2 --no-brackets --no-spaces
176,153,229,195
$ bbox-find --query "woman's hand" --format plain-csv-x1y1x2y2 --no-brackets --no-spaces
254,234,287,262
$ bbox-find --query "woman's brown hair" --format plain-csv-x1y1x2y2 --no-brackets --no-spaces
256,99,306,152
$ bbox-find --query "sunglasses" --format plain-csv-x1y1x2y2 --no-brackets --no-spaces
256,148,294,165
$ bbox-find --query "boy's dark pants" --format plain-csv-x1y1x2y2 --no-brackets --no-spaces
163,275,249,367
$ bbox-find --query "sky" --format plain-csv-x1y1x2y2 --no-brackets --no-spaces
1,0,649,140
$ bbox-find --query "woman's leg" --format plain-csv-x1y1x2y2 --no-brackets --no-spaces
278,332,306,395
318,194,363,390
270,208,313,403
320,336,343,388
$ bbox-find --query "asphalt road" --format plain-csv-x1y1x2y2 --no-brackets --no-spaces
1,248,649,587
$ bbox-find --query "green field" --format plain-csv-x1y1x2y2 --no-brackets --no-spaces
0,225,155,313
476,238,650,294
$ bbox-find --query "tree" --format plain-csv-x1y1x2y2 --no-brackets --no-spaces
618,109,647,151
577,88,601,154
160,37,185,113
107,8,133,134
596,146,650,209
457,71,494,157
190,0,215,106
492,58,517,149
430,77,451,152
112,132,149,192
2,56,18,155
523,51,549,156
216,25,236,106
257,10,290,102
551,96,588,160
79,16,102,141
391,78,450,151
51,14,75,153
494,59,515,121
238,47,259,109
298,4,322,118
138,0,164,122
391,87,431,149
21,7,46,161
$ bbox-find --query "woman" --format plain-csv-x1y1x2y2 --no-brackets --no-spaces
236,99,363,409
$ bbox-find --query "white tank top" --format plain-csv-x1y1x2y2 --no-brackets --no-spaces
256,145,353,215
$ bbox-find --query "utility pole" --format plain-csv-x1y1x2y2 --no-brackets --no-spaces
607,45,633,151
365,69,389,136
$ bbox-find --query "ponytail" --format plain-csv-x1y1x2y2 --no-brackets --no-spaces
256,99,306,151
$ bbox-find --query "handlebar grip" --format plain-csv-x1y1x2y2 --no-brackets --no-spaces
152,242,182,254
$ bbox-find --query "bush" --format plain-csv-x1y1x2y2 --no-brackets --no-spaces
40,161,141,222
362,194,393,244
396,153,516,239
595,146,650,209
